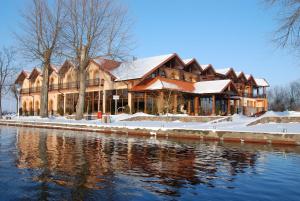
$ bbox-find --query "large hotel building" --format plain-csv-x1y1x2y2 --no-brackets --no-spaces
15,53,269,116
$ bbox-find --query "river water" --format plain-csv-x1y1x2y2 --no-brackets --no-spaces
0,126,299,201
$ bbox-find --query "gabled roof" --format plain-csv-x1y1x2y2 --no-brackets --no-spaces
183,58,194,65
216,68,237,79
236,71,247,81
110,53,182,81
58,60,75,76
91,57,121,79
194,79,236,94
132,76,194,92
216,68,231,75
245,74,251,80
245,74,258,86
254,78,269,87
201,64,216,73
28,67,42,80
183,58,203,72
15,70,30,84
132,77,237,95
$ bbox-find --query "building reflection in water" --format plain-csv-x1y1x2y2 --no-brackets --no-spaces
16,127,260,198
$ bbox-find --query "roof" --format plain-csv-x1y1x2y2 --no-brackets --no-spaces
132,77,236,95
110,53,175,81
216,68,231,75
92,57,121,71
58,60,76,75
15,70,30,84
254,78,269,87
50,64,60,73
201,64,212,71
245,74,251,80
132,76,194,92
28,67,42,79
182,58,194,65
194,79,233,94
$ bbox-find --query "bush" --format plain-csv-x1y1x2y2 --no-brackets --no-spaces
124,105,130,114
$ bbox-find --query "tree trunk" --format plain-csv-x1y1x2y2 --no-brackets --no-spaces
40,52,51,118
75,47,88,120
0,93,2,118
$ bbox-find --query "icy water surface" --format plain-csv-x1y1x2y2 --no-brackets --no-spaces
0,126,300,201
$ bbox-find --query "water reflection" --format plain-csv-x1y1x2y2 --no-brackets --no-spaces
2,127,299,200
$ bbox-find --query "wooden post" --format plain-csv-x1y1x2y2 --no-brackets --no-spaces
194,96,199,116
157,91,164,114
103,90,106,113
63,94,66,115
144,92,147,113
128,92,133,114
234,99,237,114
212,95,216,116
187,99,191,115
173,93,178,114
227,98,231,115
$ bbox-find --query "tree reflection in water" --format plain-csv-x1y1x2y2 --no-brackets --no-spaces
13,127,265,200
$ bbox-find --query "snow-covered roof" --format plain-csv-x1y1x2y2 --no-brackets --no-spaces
194,79,232,94
254,78,269,87
183,58,194,65
110,53,175,81
245,74,251,80
236,71,242,76
132,77,235,95
216,68,231,75
201,64,212,71
147,79,182,91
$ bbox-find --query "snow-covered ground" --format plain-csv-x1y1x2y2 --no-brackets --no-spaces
3,111,300,134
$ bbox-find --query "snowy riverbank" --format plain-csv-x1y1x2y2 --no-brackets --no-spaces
3,111,300,134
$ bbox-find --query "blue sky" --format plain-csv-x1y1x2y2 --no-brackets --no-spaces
124,0,300,86
0,0,299,92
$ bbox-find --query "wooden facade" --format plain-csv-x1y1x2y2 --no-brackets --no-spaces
16,53,269,116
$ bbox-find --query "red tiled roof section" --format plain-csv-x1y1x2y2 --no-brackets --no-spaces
131,76,195,92
93,57,121,71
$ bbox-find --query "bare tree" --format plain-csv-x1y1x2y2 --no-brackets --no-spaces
17,0,64,117
10,84,19,114
266,0,300,48
62,0,132,120
0,47,17,118
288,79,300,110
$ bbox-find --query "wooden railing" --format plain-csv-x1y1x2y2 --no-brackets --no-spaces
21,78,102,94
243,93,266,98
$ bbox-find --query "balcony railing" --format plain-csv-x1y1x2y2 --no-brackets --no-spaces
20,78,102,94
242,93,266,98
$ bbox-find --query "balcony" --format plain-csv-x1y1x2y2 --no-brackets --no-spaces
20,78,102,94
242,93,266,98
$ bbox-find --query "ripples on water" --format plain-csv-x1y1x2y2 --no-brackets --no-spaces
0,126,300,201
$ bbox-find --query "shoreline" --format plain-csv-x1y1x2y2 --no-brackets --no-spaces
1,119,300,146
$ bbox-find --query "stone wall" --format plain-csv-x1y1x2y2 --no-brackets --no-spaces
247,116,300,126
122,116,224,122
